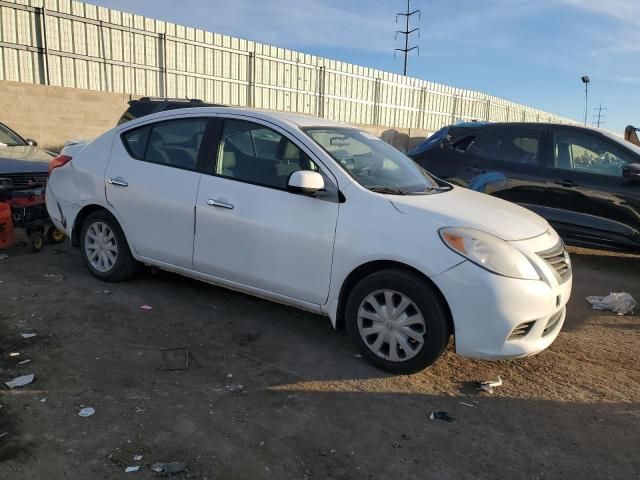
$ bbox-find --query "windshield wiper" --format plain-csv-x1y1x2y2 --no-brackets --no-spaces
420,185,451,193
369,186,408,195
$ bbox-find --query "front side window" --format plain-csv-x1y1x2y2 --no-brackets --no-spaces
0,123,26,146
304,127,440,194
216,119,318,190
465,128,541,165
122,118,208,170
552,130,632,176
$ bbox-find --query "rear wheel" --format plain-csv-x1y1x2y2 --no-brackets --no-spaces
46,225,65,244
345,269,451,374
29,232,45,253
80,210,137,282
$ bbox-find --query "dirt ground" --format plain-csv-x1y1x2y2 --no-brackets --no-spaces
0,241,638,479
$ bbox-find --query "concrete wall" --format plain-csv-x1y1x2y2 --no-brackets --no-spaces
0,0,577,133
0,80,432,153
0,80,130,151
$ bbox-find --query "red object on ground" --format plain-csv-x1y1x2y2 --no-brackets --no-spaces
0,201,14,249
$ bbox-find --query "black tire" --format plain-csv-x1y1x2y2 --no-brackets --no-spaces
79,210,137,282
345,269,451,374
46,225,66,244
29,232,45,253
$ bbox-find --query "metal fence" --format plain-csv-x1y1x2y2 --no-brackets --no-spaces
0,0,576,131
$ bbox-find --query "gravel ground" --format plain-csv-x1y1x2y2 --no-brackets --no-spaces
0,242,638,479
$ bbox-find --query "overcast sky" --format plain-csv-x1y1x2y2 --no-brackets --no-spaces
90,0,639,132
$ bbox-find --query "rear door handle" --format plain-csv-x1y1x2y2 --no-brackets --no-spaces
207,199,234,210
108,177,128,187
554,180,576,187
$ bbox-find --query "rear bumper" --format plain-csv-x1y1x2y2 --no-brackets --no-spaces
433,260,572,360
45,183,79,236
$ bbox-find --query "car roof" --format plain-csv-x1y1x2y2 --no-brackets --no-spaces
119,106,347,130
451,121,606,132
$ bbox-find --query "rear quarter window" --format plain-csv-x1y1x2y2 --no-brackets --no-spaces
122,126,151,159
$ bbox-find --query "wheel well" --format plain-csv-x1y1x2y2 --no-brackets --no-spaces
71,205,107,246
335,261,454,334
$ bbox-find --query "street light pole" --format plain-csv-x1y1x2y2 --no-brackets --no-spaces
581,75,590,126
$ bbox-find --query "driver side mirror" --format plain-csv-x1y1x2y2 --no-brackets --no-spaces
26,138,38,147
287,170,325,195
440,134,452,149
622,163,640,183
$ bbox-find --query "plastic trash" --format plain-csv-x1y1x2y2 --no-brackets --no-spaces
125,466,140,473
133,455,143,461
479,376,502,394
429,411,455,422
151,462,186,474
78,407,95,417
5,374,35,389
469,171,508,193
140,305,153,310
586,292,636,315
20,333,37,339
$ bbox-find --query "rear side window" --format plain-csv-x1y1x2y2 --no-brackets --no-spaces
463,128,542,165
122,118,208,171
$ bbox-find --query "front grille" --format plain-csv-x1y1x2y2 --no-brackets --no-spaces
537,241,572,284
543,308,564,336
508,320,535,340
0,172,48,189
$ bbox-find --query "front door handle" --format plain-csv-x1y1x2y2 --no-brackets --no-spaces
467,166,485,174
108,177,128,187
554,180,576,187
207,199,234,210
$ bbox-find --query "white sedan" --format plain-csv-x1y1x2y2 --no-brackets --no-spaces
46,108,572,373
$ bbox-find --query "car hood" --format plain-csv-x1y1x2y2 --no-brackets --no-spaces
0,146,52,174
390,186,549,241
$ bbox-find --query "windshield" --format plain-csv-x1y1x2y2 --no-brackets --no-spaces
0,123,26,146
304,127,441,194
408,126,449,156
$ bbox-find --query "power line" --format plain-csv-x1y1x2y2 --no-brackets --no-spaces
395,0,420,76
592,103,607,128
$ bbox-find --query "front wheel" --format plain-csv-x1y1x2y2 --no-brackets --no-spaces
345,269,451,374
80,210,137,282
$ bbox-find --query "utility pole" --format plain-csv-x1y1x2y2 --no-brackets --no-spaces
395,0,420,76
592,104,607,128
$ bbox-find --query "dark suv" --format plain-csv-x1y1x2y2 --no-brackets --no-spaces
117,97,224,125
408,122,640,253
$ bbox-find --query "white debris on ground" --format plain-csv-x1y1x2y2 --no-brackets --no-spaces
78,407,95,417
479,376,503,394
586,292,636,315
4,374,35,389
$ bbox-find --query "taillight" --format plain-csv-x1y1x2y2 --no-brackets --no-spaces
48,155,72,175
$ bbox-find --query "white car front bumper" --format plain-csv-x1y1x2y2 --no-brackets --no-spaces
432,238,572,360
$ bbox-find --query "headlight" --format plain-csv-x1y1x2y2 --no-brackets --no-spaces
439,227,539,280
